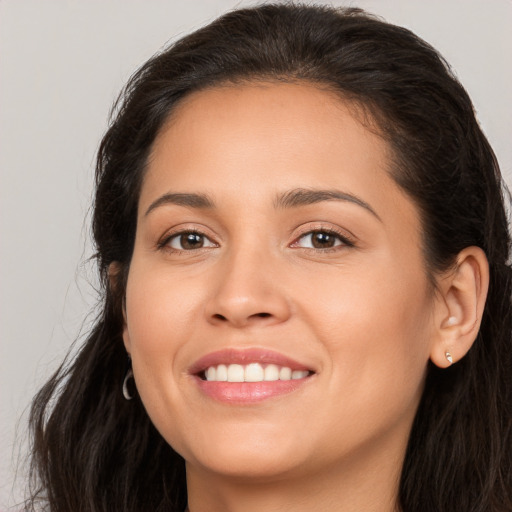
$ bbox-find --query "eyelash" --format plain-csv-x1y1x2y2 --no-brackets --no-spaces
157,229,216,253
157,226,355,254
291,227,355,252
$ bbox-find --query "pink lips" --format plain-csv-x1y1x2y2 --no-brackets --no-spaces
190,348,314,404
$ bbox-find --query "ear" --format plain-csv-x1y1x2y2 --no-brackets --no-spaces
108,262,131,354
430,247,489,368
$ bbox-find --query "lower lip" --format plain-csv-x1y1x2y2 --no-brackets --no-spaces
195,377,312,404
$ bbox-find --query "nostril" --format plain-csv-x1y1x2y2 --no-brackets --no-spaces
209,310,278,326
212,312,271,322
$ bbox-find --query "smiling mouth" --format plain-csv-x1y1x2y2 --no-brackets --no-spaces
199,363,312,382
191,348,315,403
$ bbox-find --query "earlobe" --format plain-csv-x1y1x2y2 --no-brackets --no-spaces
430,247,489,368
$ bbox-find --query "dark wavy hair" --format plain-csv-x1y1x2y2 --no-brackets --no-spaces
26,4,512,511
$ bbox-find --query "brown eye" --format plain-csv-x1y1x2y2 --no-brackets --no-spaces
167,232,216,251
294,230,350,250
310,232,337,248
180,233,204,250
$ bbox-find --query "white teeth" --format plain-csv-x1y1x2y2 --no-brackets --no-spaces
245,363,264,382
216,364,228,381
206,366,216,381
227,364,245,382
264,364,279,381
204,363,310,382
279,367,292,380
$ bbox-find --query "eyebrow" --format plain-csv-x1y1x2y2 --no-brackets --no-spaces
144,192,215,217
274,188,381,221
144,188,380,221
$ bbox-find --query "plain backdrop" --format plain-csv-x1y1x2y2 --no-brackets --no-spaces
1,0,511,507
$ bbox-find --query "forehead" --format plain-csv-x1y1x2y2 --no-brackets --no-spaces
153,81,385,165
141,81,416,227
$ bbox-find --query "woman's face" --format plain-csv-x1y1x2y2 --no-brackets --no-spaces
123,82,439,480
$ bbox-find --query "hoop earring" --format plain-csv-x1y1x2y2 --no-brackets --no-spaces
122,368,134,400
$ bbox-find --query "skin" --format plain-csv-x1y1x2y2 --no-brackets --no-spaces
121,82,488,512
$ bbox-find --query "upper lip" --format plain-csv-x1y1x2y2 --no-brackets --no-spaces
189,348,315,375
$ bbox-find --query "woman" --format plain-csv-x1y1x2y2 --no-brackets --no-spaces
27,4,512,511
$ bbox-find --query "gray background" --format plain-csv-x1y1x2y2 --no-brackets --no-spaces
1,0,511,508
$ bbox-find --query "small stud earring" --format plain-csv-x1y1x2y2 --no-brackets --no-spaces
446,316,457,326
445,352,453,365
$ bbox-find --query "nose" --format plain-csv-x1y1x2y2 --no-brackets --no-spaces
204,244,291,328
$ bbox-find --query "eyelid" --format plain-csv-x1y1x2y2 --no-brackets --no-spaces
170,232,217,250
289,224,356,249
157,224,219,251
155,222,355,253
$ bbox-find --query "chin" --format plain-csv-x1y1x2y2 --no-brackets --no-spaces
175,422,312,480
188,450,305,481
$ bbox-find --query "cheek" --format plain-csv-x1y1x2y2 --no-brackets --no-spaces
291,265,432,457
122,260,207,402
124,261,202,347
302,255,430,335
122,261,209,447
299,256,433,399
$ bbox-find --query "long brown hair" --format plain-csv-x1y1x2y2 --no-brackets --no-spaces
27,4,512,511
